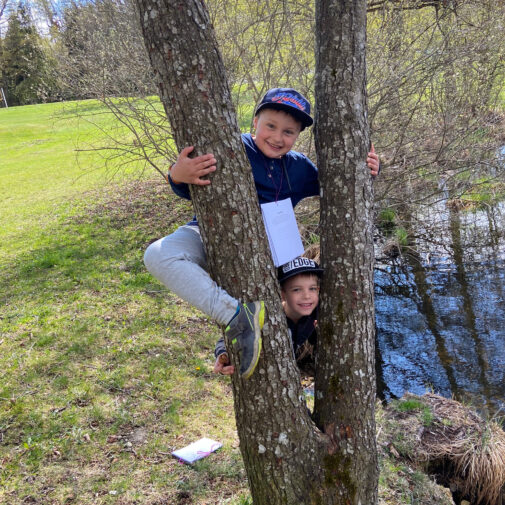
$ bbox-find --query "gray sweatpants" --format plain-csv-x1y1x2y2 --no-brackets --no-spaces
143,225,238,326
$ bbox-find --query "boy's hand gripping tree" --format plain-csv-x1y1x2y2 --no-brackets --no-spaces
134,0,378,503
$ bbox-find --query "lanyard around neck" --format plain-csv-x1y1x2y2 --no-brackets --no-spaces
264,157,283,202
262,156,291,202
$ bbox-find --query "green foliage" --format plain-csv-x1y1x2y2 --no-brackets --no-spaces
378,208,398,235
58,0,155,100
379,208,397,225
0,4,60,105
397,399,425,412
210,1,315,99
231,495,253,505
368,0,505,224
394,227,409,247
461,180,505,208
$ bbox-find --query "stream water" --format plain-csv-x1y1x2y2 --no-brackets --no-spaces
375,197,505,418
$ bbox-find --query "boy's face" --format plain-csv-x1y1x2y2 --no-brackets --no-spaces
281,274,320,323
253,108,302,158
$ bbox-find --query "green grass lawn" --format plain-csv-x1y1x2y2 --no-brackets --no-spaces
0,100,145,263
0,101,250,504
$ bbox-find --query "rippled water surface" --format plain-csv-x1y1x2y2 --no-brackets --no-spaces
375,201,505,416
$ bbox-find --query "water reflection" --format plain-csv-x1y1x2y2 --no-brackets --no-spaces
375,201,505,417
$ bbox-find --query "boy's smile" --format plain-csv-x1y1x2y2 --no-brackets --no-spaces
281,275,320,323
252,109,302,159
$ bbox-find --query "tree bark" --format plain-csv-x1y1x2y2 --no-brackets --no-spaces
314,0,379,503
135,0,377,503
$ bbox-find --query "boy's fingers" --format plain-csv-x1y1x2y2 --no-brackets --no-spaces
213,357,226,373
192,178,212,186
180,145,194,158
186,167,215,185
196,164,216,174
213,354,234,375
201,166,216,175
193,152,215,162
196,158,216,169
218,353,230,364
367,152,379,174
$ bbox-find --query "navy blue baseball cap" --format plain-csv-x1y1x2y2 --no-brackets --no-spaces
255,88,313,130
277,257,323,284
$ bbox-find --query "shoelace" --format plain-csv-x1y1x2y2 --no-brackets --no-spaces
241,304,255,330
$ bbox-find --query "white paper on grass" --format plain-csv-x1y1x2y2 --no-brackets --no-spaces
260,198,304,267
171,437,222,464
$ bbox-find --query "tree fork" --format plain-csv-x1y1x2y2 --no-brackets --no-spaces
135,0,378,502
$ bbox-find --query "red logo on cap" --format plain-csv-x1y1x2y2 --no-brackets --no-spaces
272,93,306,112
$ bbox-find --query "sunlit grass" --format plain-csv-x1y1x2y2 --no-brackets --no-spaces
0,177,247,504
0,100,144,263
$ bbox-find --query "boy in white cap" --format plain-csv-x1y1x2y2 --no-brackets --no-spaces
144,88,379,379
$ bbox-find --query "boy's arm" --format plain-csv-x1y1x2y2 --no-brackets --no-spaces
214,336,227,358
167,173,191,200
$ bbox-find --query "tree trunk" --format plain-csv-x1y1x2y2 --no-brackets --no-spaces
314,0,379,503
135,0,377,503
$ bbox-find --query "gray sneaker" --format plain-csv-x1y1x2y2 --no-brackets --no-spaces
225,301,265,379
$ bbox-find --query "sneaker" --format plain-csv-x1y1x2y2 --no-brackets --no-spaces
225,301,265,379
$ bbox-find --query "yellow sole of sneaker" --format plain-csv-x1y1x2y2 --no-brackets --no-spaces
241,301,264,379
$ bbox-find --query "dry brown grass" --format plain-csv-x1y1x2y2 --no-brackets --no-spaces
418,394,505,505
384,393,505,505
303,242,320,262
